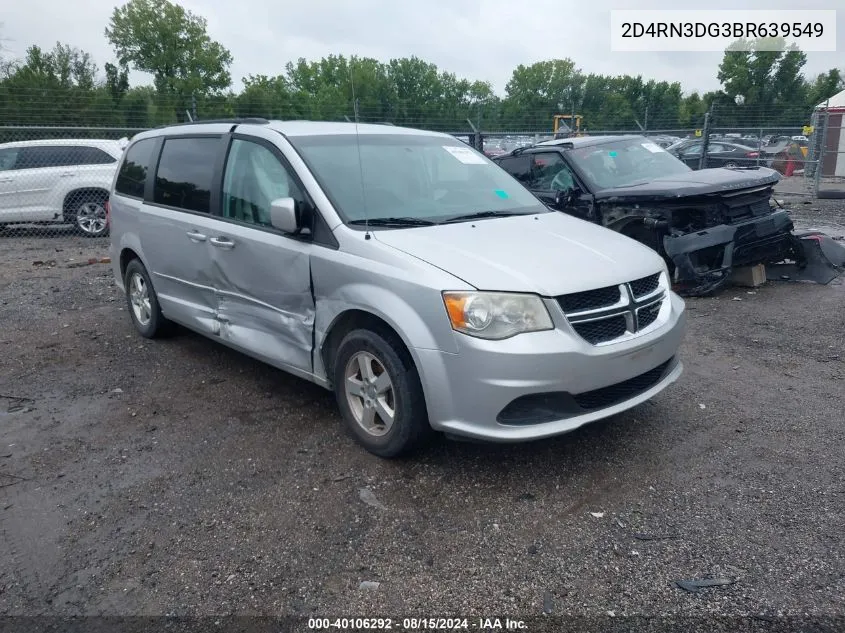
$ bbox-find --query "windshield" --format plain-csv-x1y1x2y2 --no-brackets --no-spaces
568,137,691,190
288,134,547,226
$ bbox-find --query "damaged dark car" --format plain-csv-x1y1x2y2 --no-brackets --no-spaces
492,135,804,296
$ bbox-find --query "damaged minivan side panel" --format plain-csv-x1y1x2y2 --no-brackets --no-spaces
309,236,467,388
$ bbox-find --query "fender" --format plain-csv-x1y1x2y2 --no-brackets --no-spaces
313,281,458,381
114,233,147,293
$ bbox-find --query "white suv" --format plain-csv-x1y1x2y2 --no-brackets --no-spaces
0,138,127,237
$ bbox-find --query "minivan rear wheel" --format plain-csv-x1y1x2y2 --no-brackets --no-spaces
333,329,430,458
123,259,173,338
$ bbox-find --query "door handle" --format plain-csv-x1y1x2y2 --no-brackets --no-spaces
209,237,235,250
186,230,207,242
60,172,76,178
0,177,13,183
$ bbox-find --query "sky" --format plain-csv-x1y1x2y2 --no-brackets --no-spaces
2,0,843,97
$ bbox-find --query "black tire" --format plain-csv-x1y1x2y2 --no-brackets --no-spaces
70,193,109,238
123,259,173,338
332,328,431,458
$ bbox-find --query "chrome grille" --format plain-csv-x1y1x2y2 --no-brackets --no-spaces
558,273,667,345
636,300,662,330
572,315,628,345
629,273,660,299
557,285,621,313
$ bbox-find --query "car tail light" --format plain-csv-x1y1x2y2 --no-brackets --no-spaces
745,151,759,158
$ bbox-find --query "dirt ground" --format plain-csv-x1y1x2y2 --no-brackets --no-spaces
0,205,844,627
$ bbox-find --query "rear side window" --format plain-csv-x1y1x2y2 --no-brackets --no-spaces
153,137,219,213
115,139,156,198
72,146,118,165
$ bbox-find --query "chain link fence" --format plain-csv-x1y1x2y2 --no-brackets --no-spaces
810,105,845,199
1,102,842,245
0,126,144,240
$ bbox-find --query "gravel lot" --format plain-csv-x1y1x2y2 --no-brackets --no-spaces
0,204,843,628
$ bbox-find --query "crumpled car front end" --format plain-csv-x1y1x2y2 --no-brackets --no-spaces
596,168,805,296
660,187,805,296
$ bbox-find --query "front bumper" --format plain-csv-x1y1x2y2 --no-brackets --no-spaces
414,292,686,442
664,209,799,296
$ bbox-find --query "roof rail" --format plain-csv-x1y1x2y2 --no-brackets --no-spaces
154,117,270,129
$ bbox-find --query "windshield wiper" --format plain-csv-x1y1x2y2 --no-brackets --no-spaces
348,217,437,227
441,210,525,224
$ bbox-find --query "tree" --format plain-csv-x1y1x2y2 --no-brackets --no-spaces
386,56,444,125
806,69,844,108
105,62,129,103
716,38,808,124
105,0,232,105
679,92,708,127
0,43,102,123
503,59,583,128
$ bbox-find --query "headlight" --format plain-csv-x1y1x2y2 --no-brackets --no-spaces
442,291,554,340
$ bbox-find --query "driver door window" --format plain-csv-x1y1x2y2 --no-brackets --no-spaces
222,139,303,227
529,153,575,191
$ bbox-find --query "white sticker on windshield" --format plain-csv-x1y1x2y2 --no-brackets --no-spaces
642,142,665,153
443,145,487,164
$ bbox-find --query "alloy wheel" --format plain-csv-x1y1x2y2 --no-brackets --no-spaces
344,351,396,437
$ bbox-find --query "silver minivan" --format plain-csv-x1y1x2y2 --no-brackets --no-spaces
109,119,686,457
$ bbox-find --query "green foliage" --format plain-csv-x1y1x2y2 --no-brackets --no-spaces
105,0,232,103
807,69,844,107
0,42,107,125
715,39,810,126
1,6,842,133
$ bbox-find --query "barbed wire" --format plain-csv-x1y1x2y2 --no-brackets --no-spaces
0,87,821,132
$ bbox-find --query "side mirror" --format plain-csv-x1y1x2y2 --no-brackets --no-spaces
269,197,298,233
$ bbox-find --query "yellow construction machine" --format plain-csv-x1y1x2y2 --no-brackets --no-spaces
553,114,584,138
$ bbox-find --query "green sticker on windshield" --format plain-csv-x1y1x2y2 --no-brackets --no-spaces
495,189,509,199
608,151,618,157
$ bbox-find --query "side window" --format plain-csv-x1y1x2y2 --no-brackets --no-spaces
222,139,304,227
0,148,19,171
529,153,574,191
496,155,532,184
115,139,156,199
72,146,118,165
153,137,219,213
14,146,66,170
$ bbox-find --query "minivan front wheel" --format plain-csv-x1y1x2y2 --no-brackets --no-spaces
333,329,430,457
123,259,172,338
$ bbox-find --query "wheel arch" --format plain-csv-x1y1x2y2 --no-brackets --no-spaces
319,309,418,390
119,246,142,281
62,187,110,218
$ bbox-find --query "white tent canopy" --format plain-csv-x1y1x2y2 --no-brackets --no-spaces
816,88,845,110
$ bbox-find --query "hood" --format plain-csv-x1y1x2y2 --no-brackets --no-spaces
594,167,779,200
373,212,665,297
